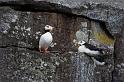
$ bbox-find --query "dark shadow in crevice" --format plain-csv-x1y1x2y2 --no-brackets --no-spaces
99,21,114,39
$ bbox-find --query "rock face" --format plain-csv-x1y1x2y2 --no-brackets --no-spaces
0,7,114,82
1,0,124,35
0,0,124,82
0,7,77,82
113,27,124,82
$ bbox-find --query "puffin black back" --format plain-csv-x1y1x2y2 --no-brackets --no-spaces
84,43,103,52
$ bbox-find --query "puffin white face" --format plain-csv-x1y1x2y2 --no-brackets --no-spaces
78,40,86,46
45,25,54,31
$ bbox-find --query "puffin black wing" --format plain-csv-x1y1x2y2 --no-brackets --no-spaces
84,43,103,53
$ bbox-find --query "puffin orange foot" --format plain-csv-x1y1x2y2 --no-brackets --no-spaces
44,48,49,53
39,48,42,53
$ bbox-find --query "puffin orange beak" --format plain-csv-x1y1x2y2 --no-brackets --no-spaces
51,27,54,31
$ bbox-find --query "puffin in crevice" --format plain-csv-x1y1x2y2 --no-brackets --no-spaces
78,40,106,65
78,40,104,55
39,25,54,53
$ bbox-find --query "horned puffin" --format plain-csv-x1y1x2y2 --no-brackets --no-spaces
78,40,106,65
39,25,54,53
78,40,104,55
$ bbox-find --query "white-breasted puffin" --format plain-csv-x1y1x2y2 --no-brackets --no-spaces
39,25,54,53
78,40,104,55
78,40,106,65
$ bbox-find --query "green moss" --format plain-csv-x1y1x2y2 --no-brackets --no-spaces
94,32,114,46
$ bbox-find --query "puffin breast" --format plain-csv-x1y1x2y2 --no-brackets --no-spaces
43,32,53,44
39,32,53,48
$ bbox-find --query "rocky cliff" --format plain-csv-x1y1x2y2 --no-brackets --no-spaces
0,0,124,82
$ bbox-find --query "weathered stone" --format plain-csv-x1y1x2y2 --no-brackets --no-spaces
0,0,124,36
0,47,73,82
0,46,113,82
0,2,118,82
0,7,93,52
71,53,95,82
113,27,124,82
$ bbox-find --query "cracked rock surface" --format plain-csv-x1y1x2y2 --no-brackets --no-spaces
0,0,123,82
0,47,72,82
0,0,124,36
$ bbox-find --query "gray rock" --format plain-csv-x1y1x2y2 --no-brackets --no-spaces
0,0,122,82
113,27,124,82
0,47,73,82
0,0,124,36
0,7,85,52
